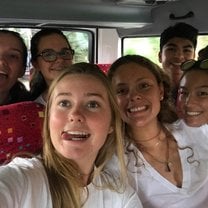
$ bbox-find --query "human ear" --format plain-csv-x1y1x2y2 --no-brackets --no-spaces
108,126,114,134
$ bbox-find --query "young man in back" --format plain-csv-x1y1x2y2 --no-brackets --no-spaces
158,22,198,101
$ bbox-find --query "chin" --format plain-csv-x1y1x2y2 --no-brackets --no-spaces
185,119,203,127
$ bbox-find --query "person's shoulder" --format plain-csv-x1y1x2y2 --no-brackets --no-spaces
171,119,208,133
166,119,193,131
1,157,43,171
34,94,47,106
86,177,143,208
0,157,44,187
166,119,208,146
0,157,52,208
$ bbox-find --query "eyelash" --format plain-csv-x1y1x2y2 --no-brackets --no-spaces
116,83,151,95
86,101,100,109
57,100,101,109
58,100,70,107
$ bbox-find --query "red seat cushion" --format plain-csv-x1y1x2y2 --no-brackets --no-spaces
97,64,111,74
0,101,45,164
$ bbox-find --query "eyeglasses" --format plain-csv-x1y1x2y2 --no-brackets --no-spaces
181,59,208,71
37,48,74,62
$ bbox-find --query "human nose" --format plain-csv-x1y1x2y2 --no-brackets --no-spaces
0,55,7,66
0,54,6,61
185,93,195,106
54,54,64,62
68,107,84,123
129,88,142,101
174,49,185,61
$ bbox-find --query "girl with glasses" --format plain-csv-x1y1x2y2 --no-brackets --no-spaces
30,28,74,106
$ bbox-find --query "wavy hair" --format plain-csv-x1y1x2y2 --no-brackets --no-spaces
108,54,178,123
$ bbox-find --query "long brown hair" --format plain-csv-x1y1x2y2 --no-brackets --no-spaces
108,54,178,123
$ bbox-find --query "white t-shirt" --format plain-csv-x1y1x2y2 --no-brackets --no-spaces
34,95,46,106
0,157,143,208
126,119,208,208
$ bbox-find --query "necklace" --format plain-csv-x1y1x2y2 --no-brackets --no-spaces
137,127,162,143
77,167,94,177
140,131,172,172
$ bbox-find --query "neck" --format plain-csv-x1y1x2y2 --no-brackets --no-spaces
78,168,94,186
130,121,163,147
76,159,95,185
42,90,48,101
137,126,173,172
0,92,10,105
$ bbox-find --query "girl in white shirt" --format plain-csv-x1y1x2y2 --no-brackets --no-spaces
0,63,143,208
108,54,208,208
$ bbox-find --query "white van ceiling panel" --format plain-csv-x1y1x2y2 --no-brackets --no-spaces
0,0,206,35
0,0,152,28
117,0,208,36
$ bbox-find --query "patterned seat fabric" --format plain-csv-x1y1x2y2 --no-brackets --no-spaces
0,101,45,164
97,64,111,74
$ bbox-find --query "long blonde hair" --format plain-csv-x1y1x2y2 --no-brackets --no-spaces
42,63,126,208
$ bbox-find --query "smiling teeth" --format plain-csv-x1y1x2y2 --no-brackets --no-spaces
186,111,200,116
0,71,8,76
63,130,90,141
129,106,146,113
66,131,88,135
173,62,181,66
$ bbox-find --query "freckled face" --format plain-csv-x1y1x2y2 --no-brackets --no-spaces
111,62,164,128
49,74,113,166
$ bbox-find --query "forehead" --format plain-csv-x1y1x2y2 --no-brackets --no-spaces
38,33,69,50
0,33,22,51
113,62,157,82
164,37,194,48
53,74,108,96
180,70,208,87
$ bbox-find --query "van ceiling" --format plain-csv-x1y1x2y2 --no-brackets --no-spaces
0,0,179,28
0,0,207,35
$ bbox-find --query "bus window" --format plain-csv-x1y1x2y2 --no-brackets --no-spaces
0,28,93,88
122,35,208,66
0,28,93,73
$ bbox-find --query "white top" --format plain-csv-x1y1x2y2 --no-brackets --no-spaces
0,157,143,208
34,95,46,106
126,119,208,208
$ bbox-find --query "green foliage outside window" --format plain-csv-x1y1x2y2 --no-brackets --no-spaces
123,35,208,66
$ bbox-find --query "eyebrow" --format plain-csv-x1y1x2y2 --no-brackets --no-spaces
116,77,152,85
9,48,23,54
165,43,193,49
179,85,208,90
196,85,208,89
55,92,104,99
178,86,186,90
40,47,70,52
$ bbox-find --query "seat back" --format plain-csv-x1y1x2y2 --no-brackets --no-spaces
0,101,44,164
97,64,111,74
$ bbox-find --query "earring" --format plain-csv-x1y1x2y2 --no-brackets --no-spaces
160,96,164,101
